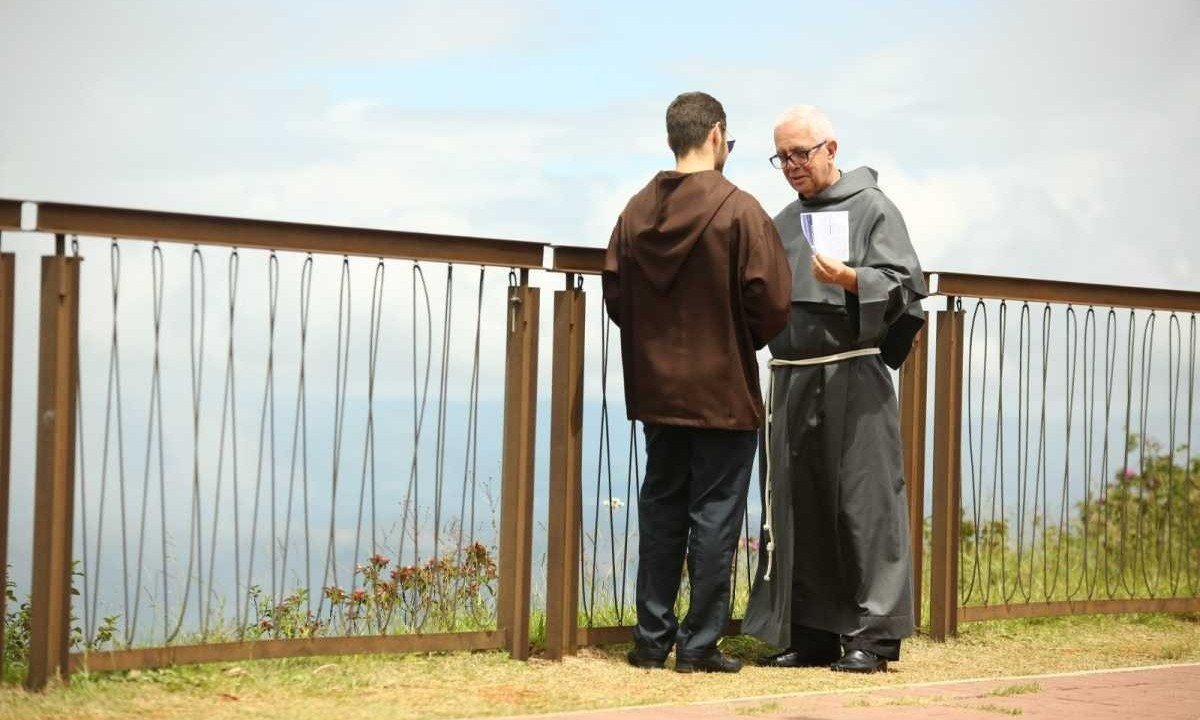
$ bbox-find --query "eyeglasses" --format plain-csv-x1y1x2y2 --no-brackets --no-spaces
769,140,827,169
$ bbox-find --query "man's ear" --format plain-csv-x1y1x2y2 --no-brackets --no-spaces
826,139,838,161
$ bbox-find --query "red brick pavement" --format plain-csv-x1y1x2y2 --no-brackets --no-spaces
487,663,1200,720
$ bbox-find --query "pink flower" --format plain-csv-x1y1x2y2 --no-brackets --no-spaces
392,565,418,584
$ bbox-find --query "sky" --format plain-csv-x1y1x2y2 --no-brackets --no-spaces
2,0,1198,288
1,0,1199,636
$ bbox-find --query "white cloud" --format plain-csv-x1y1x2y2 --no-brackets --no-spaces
674,0,1199,288
0,1,559,216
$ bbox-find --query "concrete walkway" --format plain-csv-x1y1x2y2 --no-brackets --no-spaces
491,663,1200,719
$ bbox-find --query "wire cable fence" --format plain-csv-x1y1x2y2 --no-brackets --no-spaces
955,297,1198,608
64,237,517,651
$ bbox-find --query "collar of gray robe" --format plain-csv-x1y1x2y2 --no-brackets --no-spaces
796,166,877,205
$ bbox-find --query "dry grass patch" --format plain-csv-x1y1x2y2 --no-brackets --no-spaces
0,613,1197,719
989,682,1041,697
732,700,783,715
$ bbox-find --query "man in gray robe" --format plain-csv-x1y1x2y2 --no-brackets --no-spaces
743,105,927,674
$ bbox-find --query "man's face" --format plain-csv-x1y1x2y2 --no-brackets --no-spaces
774,120,837,197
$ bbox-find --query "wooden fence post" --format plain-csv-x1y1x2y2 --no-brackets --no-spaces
497,270,539,660
929,298,964,642
0,249,14,677
545,276,585,660
899,321,929,629
27,242,81,689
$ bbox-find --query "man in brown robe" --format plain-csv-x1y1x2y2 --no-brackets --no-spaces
603,91,791,674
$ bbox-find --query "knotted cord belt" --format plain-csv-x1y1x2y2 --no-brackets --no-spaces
761,347,882,581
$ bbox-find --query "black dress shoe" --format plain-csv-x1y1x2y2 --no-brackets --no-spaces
626,645,669,669
757,647,841,668
675,649,743,674
830,649,887,673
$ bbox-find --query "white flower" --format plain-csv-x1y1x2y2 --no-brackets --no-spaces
601,497,625,510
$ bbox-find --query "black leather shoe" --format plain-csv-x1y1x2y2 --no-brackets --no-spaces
626,645,668,669
757,647,841,668
675,649,743,674
830,649,887,673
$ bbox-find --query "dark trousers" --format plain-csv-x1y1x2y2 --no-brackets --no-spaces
791,624,902,661
633,424,757,658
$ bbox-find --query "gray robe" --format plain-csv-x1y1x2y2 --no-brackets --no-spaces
742,167,927,647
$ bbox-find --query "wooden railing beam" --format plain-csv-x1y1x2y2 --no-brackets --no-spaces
36,202,547,269
935,272,1200,314
0,200,21,230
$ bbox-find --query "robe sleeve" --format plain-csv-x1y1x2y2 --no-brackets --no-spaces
601,215,624,328
847,197,927,347
741,206,793,349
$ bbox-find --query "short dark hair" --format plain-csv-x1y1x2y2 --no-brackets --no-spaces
665,92,726,157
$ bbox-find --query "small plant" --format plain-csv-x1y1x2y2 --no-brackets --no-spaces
246,586,322,640
3,568,31,683
3,561,117,683
314,542,499,635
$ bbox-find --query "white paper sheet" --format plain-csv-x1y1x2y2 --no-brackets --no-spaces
799,211,850,261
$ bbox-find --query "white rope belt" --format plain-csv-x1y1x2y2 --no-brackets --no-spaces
761,347,881,581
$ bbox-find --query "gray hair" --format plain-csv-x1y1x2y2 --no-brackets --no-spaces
773,105,836,141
